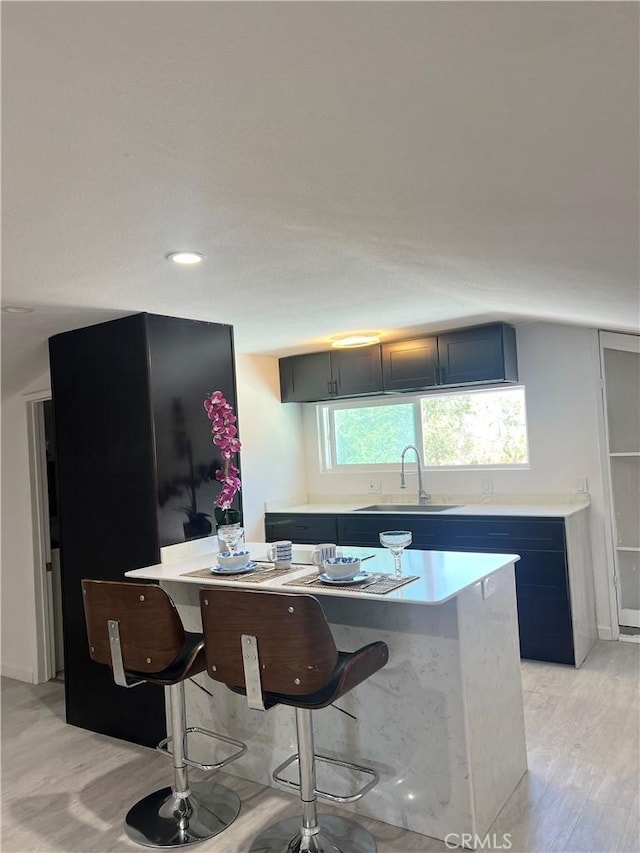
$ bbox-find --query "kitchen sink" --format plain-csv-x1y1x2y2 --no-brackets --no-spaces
355,504,459,513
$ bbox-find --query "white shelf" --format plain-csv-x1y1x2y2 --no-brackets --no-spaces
609,452,640,457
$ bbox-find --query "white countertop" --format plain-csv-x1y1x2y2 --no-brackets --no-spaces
268,501,588,518
125,541,520,606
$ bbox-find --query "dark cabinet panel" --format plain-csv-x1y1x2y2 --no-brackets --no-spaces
279,352,332,403
440,516,566,553
280,348,382,402
438,324,518,386
516,586,574,664
337,513,446,549
49,313,238,746
332,347,383,397
382,337,439,392
146,315,238,547
265,513,338,544
50,315,165,747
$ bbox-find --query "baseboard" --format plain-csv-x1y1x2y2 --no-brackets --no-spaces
597,626,614,641
1,664,36,683
619,634,640,644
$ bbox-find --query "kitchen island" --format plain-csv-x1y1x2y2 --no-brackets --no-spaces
127,543,527,846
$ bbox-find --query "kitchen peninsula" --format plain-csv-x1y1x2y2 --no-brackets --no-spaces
127,543,527,845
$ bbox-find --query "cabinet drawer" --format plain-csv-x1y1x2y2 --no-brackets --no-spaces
337,515,446,549
441,517,566,552
265,514,337,544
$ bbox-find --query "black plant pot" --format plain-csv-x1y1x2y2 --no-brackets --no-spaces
183,513,213,540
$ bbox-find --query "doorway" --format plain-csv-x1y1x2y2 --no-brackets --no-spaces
599,331,640,637
28,395,64,682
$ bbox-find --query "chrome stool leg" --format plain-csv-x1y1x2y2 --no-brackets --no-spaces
125,681,241,847
249,709,376,853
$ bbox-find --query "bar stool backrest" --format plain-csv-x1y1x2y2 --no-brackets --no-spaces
200,589,339,696
82,579,185,673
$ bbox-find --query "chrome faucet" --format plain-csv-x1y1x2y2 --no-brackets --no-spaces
400,444,430,505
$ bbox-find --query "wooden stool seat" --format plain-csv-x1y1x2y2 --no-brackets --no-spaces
199,588,388,853
81,579,244,848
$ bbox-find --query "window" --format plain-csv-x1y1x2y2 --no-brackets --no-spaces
320,387,529,470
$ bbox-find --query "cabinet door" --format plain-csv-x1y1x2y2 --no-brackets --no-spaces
331,347,383,398
382,337,439,392
437,324,517,386
279,352,332,402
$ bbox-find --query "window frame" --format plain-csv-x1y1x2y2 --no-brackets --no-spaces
317,385,530,473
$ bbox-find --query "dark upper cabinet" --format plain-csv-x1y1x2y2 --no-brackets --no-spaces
282,323,517,403
438,324,518,386
332,347,383,397
280,347,382,402
49,313,238,747
382,323,518,393
279,352,332,402
381,336,439,392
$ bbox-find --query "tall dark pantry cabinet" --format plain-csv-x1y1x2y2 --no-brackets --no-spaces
49,313,239,746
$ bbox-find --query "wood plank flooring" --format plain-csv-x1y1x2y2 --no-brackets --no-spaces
2,641,638,852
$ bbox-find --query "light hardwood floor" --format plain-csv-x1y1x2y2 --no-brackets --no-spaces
2,641,638,853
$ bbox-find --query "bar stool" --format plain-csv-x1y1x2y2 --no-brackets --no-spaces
199,588,389,853
82,579,246,848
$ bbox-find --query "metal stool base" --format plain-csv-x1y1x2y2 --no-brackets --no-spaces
249,814,376,853
124,781,241,848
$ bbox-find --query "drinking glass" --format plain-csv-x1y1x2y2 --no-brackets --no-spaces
379,530,412,579
218,524,244,554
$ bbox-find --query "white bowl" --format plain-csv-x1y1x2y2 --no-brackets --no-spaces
322,556,361,580
217,550,250,571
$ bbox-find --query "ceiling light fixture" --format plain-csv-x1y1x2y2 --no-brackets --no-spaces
2,305,34,314
166,251,205,265
331,333,381,348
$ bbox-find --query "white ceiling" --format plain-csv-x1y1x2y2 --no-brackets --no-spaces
2,1,639,396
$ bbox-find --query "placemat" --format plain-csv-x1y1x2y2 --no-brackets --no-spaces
182,563,308,583
282,571,419,595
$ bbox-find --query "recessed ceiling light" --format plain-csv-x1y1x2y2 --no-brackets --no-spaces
2,305,34,314
166,251,205,265
331,333,381,348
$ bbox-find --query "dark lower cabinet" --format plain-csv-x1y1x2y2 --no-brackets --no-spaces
50,313,239,746
265,510,575,665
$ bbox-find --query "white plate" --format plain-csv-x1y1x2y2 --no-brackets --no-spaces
318,571,372,586
211,561,257,575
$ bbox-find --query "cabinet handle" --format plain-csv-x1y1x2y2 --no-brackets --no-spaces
439,366,446,384
328,380,334,397
433,366,438,385
488,532,510,536
332,379,339,396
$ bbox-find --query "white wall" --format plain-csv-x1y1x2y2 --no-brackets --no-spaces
235,354,307,540
1,370,51,682
0,355,306,684
302,323,614,636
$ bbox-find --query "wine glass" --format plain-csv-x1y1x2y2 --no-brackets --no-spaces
379,530,412,579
